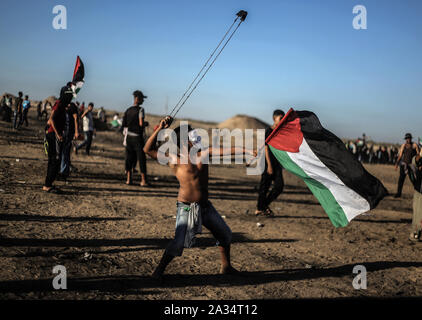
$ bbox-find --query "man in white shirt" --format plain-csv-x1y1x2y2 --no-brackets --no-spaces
75,102,95,155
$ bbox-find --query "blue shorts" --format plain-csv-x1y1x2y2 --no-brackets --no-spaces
165,201,232,257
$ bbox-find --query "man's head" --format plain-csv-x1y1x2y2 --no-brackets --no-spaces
24,95,28,100
273,109,285,126
133,90,147,106
18,91,23,97
405,133,412,143
173,124,193,151
88,102,94,111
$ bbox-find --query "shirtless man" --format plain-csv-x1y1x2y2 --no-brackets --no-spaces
394,133,420,198
144,117,256,280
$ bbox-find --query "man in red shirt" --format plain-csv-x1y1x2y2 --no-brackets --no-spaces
42,83,73,193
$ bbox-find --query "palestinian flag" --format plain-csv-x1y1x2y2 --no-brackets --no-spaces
266,108,387,227
71,56,84,98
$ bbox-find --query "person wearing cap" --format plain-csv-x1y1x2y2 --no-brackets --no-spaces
394,133,420,198
122,90,148,186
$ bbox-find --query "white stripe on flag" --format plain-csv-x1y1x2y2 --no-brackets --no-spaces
287,138,370,222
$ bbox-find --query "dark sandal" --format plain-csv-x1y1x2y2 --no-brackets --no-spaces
45,186,63,194
264,208,274,217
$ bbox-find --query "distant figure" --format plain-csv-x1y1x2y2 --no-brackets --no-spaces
21,95,31,127
59,102,79,179
97,106,106,122
111,113,122,130
256,109,285,217
0,94,12,122
395,133,420,198
36,101,43,120
42,101,51,120
122,90,148,186
75,102,95,156
13,91,23,129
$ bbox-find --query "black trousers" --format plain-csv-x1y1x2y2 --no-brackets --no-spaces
257,166,284,211
13,110,22,129
44,132,63,187
21,109,29,127
125,136,146,174
396,164,416,196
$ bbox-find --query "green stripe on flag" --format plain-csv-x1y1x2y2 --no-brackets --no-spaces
269,145,349,227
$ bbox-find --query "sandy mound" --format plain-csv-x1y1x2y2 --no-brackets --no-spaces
43,96,57,106
217,114,269,130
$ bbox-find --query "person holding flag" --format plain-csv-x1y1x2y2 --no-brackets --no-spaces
256,109,285,217
42,83,74,193
42,56,84,193
265,108,387,227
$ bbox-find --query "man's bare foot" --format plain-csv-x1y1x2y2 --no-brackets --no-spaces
219,265,241,275
42,186,62,194
140,181,150,187
255,210,264,216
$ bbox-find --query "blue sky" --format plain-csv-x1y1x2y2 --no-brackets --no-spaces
0,0,421,143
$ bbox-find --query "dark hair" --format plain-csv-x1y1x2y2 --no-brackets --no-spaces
88,102,94,107
133,90,147,99
18,91,23,96
273,109,285,118
173,124,193,150
25,95,28,99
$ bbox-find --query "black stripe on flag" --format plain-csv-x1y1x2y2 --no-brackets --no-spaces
297,111,387,209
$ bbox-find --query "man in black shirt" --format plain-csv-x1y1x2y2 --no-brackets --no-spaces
43,83,74,193
122,90,148,186
256,109,285,216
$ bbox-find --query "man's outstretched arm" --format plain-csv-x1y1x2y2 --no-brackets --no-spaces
207,146,257,158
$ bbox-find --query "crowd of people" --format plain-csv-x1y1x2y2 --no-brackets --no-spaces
345,136,400,165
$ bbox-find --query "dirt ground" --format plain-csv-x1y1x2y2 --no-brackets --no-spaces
0,110,421,300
